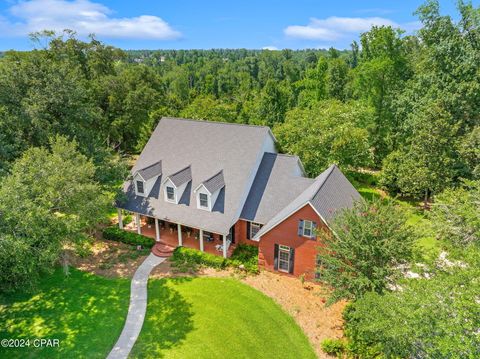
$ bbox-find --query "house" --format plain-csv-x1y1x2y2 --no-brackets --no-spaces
117,117,361,279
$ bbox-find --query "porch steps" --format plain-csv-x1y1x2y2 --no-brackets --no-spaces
151,242,176,258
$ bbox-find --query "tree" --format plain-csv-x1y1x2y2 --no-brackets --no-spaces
179,95,238,123
351,26,412,163
380,102,461,206
316,199,414,304
430,180,480,247
344,263,480,358
0,136,110,292
274,100,373,176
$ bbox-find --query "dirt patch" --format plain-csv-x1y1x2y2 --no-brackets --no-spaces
72,240,344,357
69,239,149,278
243,271,345,358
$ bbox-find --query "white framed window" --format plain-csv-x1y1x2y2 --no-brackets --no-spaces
303,220,314,237
199,193,209,208
250,222,262,239
136,180,144,194
166,186,175,201
278,245,290,273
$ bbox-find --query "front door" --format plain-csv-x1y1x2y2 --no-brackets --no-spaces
278,245,290,273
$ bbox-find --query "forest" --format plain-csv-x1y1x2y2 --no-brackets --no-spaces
0,0,479,357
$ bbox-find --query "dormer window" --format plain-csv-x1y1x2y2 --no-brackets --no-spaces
199,193,209,208
136,180,145,195
166,186,175,202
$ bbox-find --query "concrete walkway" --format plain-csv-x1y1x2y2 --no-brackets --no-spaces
107,253,165,359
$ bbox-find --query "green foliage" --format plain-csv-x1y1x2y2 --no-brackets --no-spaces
0,267,130,358
275,100,373,176
320,338,347,357
229,244,259,273
317,198,415,304
102,226,155,248
172,247,227,269
0,136,109,292
430,180,480,246
172,245,259,274
344,263,480,359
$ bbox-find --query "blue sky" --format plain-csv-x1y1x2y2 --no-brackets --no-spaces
0,0,476,50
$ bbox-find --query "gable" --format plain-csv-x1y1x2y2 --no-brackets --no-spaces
258,203,326,240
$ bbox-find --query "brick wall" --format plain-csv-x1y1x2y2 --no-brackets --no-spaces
234,219,259,247
257,204,327,280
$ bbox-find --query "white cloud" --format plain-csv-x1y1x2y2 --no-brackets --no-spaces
1,0,181,40
262,45,279,50
284,16,399,41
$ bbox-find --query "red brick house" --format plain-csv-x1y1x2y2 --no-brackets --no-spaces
117,117,360,279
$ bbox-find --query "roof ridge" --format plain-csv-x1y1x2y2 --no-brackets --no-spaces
138,160,161,171
311,164,337,200
161,117,271,130
167,164,191,177
203,169,224,183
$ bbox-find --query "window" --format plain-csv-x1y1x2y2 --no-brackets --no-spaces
278,245,290,273
136,180,144,194
303,220,313,237
166,186,175,201
250,222,262,239
199,193,209,208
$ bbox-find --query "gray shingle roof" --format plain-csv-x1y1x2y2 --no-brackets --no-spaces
253,164,361,239
241,153,314,224
120,117,275,235
167,166,192,187
136,160,162,181
201,171,225,194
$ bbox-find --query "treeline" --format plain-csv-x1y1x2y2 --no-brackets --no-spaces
0,1,478,205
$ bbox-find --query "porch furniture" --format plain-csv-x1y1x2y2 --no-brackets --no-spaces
216,240,232,253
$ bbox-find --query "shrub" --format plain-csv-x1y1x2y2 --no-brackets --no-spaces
229,244,259,273
172,244,260,274
102,226,155,248
321,338,347,357
172,247,227,269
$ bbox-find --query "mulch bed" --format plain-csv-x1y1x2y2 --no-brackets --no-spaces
72,239,343,358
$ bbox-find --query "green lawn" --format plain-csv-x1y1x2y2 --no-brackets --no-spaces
131,277,316,359
0,268,130,359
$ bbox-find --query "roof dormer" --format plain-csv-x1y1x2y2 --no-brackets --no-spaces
133,160,162,197
194,171,225,211
162,166,192,204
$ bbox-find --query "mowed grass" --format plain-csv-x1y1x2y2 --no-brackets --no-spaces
0,268,130,359
131,277,316,359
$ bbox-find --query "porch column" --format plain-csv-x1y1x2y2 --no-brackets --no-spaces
199,229,204,252
222,234,227,258
136,213,141,235
155,218,160,242
117,208,123,229
177,224,183,246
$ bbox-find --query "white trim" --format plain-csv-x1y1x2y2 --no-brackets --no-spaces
277,245,290,273
132,171,146,182
302,219,314,238
193,183,212,195
161,177,178,188
165,185,176,203
250,222,262,239
253,202,327,241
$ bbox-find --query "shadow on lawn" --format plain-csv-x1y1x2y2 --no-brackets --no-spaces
0,268,130,359
132,277,194,358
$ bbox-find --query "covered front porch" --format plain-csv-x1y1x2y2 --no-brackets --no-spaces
117,209,235,258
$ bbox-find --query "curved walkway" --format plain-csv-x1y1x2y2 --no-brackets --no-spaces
107,253,165,359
